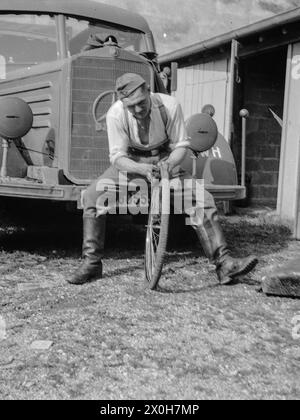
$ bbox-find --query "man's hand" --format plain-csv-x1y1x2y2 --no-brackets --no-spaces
138,163,160,182
159,147,188,174
114,157,160,181
158,159,171,174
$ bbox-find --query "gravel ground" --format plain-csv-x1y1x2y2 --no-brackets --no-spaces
0,205,299,400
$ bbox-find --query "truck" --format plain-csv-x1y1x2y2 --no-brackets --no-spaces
0,0,244,215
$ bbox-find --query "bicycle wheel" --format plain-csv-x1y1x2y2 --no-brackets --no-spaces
144,165,170,290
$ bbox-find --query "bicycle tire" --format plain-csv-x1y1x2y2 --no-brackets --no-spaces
144,165,170,290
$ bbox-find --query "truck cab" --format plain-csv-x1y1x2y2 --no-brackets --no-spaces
0,0,165,207
0,0,243,211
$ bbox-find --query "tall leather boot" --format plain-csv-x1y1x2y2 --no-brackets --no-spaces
68,216,106,285
193,209,258,285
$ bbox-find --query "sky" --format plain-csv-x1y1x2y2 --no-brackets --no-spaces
96,0,300,54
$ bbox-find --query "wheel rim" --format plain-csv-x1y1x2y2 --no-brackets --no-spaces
146,205,162,278
144,167,170,289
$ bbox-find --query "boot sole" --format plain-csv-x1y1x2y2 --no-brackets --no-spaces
220,257,259,285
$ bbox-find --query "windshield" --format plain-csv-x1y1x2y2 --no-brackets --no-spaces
0,14,58,79
66,16,147,55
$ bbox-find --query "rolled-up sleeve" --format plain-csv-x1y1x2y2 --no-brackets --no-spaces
106,113,129,165
167,101,190,150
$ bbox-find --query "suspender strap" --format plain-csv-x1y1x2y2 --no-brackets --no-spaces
123,95,169,152
157,99,168,133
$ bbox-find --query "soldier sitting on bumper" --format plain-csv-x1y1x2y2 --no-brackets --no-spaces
69,73,258,286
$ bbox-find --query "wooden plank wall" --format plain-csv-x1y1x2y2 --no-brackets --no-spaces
175,57,230,137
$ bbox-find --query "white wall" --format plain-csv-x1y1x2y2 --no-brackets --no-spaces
175,57,230,137
277,42,300,238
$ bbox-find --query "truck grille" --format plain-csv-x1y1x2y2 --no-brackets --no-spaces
69,56,151,183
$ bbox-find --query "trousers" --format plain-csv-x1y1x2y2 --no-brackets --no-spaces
83,165,217,229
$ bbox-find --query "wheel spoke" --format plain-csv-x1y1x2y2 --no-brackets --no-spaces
153,230,159,248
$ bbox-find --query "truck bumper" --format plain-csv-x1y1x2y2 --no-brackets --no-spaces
0,178,84,207
0,178,245,209
206,184,246,201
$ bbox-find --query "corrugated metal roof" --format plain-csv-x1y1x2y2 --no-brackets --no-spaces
0,0,151,34
159,7,300,64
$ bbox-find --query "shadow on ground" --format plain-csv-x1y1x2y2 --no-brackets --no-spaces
0,201,293,263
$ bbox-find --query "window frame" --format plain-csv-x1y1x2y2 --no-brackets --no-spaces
0,11,152,82
0,12,63,81
63,14,148,56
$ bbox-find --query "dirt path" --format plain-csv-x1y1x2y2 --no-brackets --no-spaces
0,213,299,400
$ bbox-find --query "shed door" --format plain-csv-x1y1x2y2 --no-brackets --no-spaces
277,42,300,239
174,41,238,139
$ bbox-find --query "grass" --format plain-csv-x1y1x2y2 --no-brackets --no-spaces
0,210,299,400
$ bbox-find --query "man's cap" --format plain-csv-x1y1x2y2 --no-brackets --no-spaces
116,73,146,100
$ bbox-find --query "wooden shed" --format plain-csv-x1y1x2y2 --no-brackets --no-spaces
159,8,300,239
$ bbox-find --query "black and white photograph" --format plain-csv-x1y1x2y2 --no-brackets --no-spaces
0,0,299,402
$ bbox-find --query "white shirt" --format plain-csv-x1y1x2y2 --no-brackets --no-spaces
106,93,190,165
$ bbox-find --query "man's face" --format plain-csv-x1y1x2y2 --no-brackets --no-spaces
123,87,151,120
